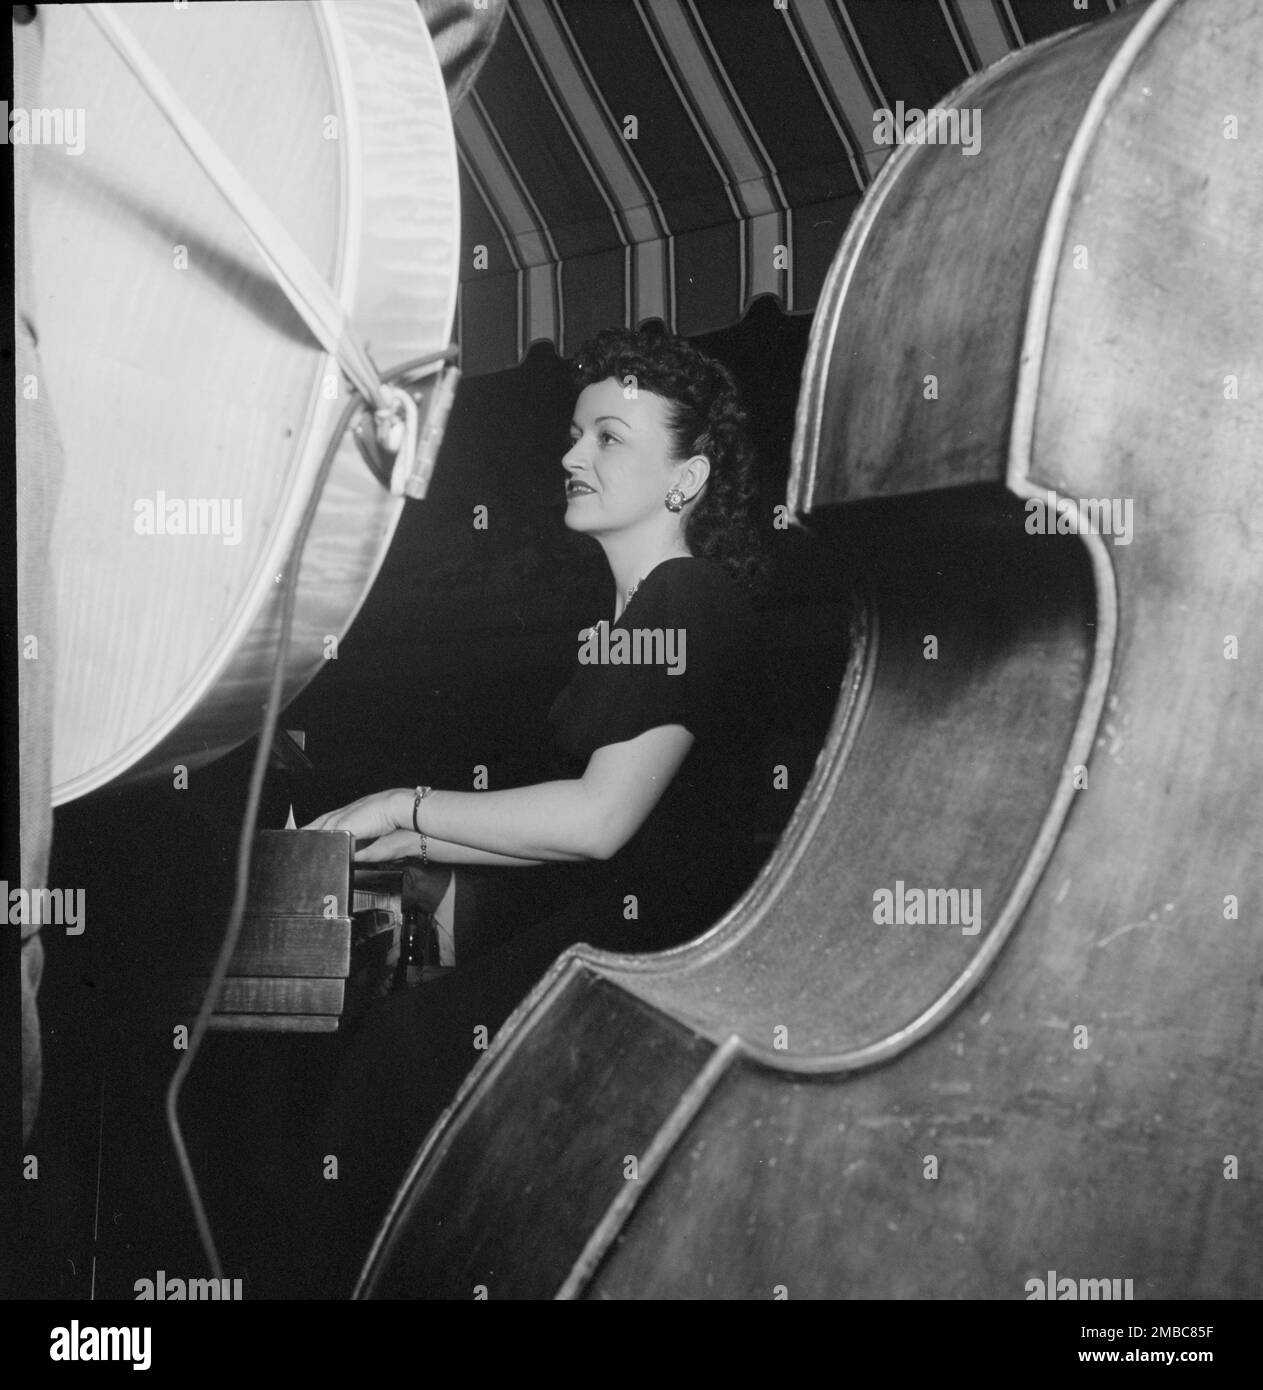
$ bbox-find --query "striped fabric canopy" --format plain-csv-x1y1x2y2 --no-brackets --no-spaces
453,0,1138,375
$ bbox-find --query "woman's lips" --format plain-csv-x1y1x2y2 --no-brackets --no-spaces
565,482,595,498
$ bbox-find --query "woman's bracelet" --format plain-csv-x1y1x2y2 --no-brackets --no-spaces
413,785,433,865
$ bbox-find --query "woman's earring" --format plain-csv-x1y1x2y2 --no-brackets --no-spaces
665,487,686,513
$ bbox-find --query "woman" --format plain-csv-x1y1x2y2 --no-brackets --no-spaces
302,324,768,1293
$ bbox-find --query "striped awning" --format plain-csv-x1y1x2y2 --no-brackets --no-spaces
452,0,1138,376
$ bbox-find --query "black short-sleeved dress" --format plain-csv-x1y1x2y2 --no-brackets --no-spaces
312,556,766,1290
539,553,766,946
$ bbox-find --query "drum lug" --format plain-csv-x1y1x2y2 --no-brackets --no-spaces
352,360,461,500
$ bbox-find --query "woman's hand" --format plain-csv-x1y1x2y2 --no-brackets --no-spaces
303,789,410,843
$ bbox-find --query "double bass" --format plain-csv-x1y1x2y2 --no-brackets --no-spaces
357,0,1263,1299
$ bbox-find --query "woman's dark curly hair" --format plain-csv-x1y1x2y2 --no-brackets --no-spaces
570,323,765,590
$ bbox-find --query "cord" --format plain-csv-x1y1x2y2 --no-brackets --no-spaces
163,393,359,1278
164,343,458,1277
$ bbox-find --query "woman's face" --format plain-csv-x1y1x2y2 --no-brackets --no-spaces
562,377,681,537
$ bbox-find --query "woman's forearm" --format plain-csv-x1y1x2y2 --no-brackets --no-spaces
422,836,547,868
394,782,608,862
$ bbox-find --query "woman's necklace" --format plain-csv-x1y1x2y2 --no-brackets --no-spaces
624,549,690,608
589,575,643,640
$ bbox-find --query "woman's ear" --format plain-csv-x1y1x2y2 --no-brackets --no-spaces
680,453,711,500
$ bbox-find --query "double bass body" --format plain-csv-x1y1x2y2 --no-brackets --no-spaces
360,0,1262,1299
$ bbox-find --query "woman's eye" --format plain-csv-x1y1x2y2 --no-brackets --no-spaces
599,431,619,446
